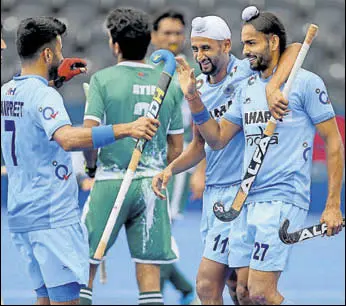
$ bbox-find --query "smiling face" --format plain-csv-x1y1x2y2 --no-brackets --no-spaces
241,23,274,72
191,36,230,76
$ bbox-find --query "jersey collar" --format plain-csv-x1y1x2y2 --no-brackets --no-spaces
13,75,49,86
117,61,153,69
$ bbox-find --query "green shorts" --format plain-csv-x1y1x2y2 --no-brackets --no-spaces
83,178,178,264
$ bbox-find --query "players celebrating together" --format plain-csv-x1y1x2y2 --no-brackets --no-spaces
1,2,344,306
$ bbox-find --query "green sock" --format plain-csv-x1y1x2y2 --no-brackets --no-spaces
80,287,93,305
138,291,164,305
169,264,193,295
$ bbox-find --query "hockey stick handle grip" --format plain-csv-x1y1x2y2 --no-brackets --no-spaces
266,24,319,131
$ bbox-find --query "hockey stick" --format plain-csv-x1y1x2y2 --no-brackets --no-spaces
93,49,176,260
213,24,319,222
279,217,345,245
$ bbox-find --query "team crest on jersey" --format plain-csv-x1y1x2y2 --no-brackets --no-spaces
223,83,235,97
52,161,72,181
6,87,16,96
39,106,59,120
137,71,147,78
315,88,331,104
248,75,257,86
229,65,238,78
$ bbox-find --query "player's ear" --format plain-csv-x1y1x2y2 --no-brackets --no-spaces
223,38,232,54
42,48,52,64
114,42,121,56
270,34,280,52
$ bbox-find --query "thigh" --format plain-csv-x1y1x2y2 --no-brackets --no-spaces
248,201,307,272
202,185,239,265
84,180,130,262
30,223,89,289
126,178,178,263
11,232,45,291
197,257,230,289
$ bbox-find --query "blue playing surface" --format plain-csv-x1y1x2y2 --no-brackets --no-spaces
1,205,345,305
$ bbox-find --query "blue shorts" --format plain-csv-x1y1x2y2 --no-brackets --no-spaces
228,201,307,272
201,184,239,265
11,222,89,296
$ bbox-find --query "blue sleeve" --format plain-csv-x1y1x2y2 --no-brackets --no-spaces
34,87,72,139
303,74,335,125
223,86,243,127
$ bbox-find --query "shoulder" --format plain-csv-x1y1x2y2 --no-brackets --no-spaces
91,65,118,81
1,80,15,95
295,68,323,83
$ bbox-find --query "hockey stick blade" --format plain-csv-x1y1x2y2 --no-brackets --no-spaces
213,201,241,222
279,217,345,245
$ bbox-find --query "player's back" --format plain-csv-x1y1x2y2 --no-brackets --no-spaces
1,75,80,233
85,62,183,178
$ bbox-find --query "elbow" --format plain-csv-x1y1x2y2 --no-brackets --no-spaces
208,141,225,151
60,139,74,152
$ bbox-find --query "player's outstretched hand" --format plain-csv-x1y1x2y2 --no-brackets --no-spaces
320,206,344,236
129,117,160,141
265,85,290,120
54,58,87,88
176,56,198,100
152,168,173,200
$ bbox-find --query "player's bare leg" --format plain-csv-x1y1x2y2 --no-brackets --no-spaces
36,297,50,305
136,263,163,305
235,267,252,305
225,269,240,305
248,270,283,305
196,257,230,305
79,263,98,305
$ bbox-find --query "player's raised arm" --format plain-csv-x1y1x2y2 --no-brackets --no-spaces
175,56,241,149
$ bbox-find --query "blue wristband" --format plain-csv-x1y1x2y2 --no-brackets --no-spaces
91,125,116,149
191,107,211,125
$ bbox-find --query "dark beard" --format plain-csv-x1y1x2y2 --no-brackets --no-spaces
198,60,218,76
48,64,59,81
250,57,269,72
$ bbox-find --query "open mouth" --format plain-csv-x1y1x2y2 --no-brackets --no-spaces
248,56,257,64
200,59,211,69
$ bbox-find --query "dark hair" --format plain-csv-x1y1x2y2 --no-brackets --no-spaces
244,11,287,54
16,16,66,60
152,9,185,31
106,7,151,60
